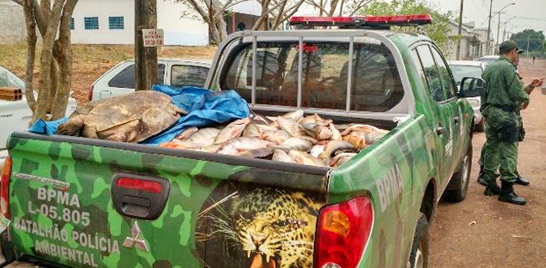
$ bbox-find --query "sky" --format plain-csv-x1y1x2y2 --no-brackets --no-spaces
430,0,546,39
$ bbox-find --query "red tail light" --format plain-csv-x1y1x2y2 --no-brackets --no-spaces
314,196,374,268
116,177,162,193
88,85,94,101
1,156,12,219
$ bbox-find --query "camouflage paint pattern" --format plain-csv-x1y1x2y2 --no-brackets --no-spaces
5,134,328,267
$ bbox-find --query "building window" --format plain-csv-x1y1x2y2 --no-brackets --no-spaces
70,17,75,30
109,16,124,30
84,17,99,30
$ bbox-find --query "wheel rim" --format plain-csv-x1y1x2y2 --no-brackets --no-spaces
413,247,424,268
461,154,470,189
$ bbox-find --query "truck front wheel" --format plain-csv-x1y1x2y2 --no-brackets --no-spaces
408,212,429,268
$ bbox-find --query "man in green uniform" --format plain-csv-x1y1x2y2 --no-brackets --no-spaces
481,40,543,205
477,51,528,187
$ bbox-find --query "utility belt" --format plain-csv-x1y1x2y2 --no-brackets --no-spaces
491,104,517,113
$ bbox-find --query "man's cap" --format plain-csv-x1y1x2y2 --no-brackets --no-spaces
499,40,524,54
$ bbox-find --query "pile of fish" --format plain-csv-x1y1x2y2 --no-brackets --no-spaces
160,110,388,167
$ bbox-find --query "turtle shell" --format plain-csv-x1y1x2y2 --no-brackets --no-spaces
82,90,182,142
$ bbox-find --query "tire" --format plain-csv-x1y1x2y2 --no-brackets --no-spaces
443,144,472,202
408,212,429,268
474,118,485,132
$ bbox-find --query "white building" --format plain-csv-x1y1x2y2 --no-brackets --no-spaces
0,0,209,46
445,20,484,60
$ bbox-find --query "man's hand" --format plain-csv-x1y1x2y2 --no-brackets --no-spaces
530,78,545,88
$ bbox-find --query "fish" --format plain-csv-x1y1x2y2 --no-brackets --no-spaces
262,130,292,145
340,124,389,136
183,127,220,146
216,137,273,155
343,131,367,149
329,123,342,140
288,150,327,167
175,127,199,141
238,147,274,158
272,149,296,163
214,117,251,144
277,117,305,137
280,137,313,151
242,123,262,138
330,153,358,167
302,122,333,140
319,140,356,160
310,144,326,158
282,109,304,121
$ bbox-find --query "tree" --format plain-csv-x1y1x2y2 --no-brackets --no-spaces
13,0,78,124
510,29,545,53
304,0,374,17
360,0,453,53
177,0,307,44
176,0,231,45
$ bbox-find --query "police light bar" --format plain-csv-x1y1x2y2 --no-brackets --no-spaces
289,14,432,28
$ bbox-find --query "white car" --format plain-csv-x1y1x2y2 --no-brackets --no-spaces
476,55,500,65
449,60,489,131
0,65,77,170
89,59,212,101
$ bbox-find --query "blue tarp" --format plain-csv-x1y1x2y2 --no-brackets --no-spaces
28,85,251,145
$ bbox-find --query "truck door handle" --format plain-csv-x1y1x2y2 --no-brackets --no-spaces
436,126,446,135
454,116,460,124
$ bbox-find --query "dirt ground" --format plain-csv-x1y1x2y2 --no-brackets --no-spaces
429,57,546,268
2,47,546,267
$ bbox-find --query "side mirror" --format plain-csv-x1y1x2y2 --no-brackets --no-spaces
458,77,485,98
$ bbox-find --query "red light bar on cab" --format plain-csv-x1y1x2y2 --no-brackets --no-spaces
289,14,432,28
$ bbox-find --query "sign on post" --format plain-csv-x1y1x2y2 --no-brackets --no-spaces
142,29,164,47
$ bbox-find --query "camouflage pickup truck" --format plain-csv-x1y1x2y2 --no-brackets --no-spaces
0,15,483,268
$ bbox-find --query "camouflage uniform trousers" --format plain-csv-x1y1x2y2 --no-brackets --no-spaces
482,109,520,183
478,114,523,175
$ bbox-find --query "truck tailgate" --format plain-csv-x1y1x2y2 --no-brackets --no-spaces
6,132,328,267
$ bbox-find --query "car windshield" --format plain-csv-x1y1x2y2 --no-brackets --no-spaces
0,66,25,90
449,65,483,84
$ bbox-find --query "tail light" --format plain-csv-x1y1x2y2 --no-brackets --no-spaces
88,85,94,101
314,196,374,268
116,177,162,193
1,156,12,219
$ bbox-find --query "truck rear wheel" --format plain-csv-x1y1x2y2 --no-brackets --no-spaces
408,212,429,268
443,144,472,202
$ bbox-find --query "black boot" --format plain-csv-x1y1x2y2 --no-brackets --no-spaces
514,175,530,186
484,180,500,196
477,166,487,186
498,181,527,205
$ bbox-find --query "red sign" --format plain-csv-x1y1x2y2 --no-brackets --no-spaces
142,29,164,47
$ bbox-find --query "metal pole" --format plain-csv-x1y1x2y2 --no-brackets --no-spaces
456,0,464,60
135,0,158,91
486,0,493,55
496,12,502,53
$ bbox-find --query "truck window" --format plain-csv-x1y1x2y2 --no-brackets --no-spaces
222,41,403,112
429,47,457,99
413,45,447,102
108,63,166,88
